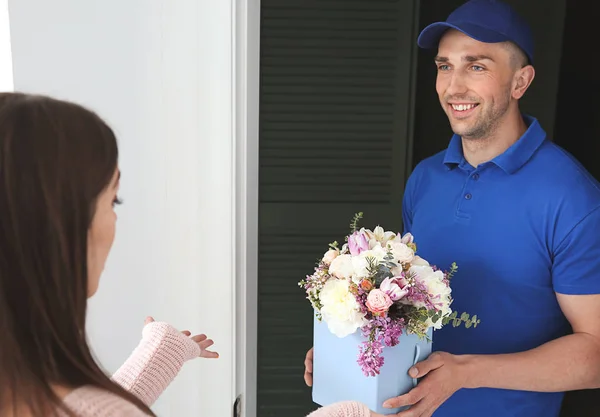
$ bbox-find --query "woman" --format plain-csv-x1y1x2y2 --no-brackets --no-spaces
0,92,376,416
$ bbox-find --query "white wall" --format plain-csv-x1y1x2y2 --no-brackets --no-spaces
8,1,259,416
0,0,12,91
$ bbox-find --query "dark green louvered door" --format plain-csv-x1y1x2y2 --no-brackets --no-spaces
257,1,420,415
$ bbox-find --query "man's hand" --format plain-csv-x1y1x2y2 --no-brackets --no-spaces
304,347,314,386
382,352,468,417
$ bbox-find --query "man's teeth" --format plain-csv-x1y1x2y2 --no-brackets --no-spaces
451,104,476,111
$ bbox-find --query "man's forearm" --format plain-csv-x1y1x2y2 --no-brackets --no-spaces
462,333,600,392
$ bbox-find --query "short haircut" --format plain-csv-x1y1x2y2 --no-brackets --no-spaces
504,41,530,69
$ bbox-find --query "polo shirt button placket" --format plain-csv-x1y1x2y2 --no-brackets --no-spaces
465,172,479,200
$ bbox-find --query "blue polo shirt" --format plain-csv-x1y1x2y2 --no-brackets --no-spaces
402,115,600,417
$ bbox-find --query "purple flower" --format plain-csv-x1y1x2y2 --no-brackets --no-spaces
356,315,405,376
348,230,369,256
358,339,384,376
405,277,436,310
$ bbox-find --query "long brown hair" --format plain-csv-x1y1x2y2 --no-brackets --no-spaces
0,92,155,416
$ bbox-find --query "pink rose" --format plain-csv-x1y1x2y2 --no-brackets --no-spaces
365,289,393,316
322,249,340,264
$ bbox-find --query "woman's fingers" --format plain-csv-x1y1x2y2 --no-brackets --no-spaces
191,334,219,358
191,334,208,343
200,349,219,359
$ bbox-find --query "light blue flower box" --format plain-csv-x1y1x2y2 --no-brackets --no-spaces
312,315,433,415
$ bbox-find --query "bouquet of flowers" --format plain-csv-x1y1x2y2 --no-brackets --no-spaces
299,213,479,377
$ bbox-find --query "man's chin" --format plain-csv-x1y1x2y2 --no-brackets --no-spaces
449,122,472,138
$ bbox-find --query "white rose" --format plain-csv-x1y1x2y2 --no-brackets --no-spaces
408,264,434,278
322,249,340,265
351,246,387,281
410,266,452,314
423,270,452,304
328,254,354,280
387,241,415,264
411,255,430,266
319,279,366,337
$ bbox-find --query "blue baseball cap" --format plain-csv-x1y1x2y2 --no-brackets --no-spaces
417,0,534,64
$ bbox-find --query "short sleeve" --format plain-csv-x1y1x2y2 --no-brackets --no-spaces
553,205,600,294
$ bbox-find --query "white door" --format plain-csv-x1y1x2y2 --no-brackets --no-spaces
7,0,260,416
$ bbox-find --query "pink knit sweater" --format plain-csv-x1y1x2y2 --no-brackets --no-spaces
61,322,370,417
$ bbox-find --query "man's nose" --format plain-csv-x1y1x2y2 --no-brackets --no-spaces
446,73,468,97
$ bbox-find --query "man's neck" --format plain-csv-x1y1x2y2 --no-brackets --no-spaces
461,109,528,167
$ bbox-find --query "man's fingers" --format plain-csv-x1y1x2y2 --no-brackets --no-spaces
304,356,313,373
144,316,155,325
304,360,313,386
410,352,444,378
304,347,314,386
418,403,438,417
383,387,425,409
394,399,428,417
181,330,191,336
304,370,313,387
305,347,313,372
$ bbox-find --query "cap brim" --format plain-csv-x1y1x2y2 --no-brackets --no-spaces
417,22,510,50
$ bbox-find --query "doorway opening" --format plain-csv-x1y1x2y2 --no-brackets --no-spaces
256,1,599,416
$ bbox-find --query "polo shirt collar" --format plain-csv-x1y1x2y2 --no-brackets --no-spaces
443,115,547,174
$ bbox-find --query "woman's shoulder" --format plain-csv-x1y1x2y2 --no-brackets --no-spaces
61,386,148,417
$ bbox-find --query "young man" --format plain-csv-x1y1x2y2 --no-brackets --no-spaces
305,1,600,416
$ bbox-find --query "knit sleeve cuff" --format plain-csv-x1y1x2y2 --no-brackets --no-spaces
111,321,200,406
306,401,371,417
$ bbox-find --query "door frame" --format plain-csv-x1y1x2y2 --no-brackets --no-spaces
234,0,260,416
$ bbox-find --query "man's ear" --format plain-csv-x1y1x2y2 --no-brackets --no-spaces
512,65,535,100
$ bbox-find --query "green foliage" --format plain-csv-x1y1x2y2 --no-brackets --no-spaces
442,311,481,328
365,256,379,278
298,279,324,312
350,212,364,233
446,262,458,281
